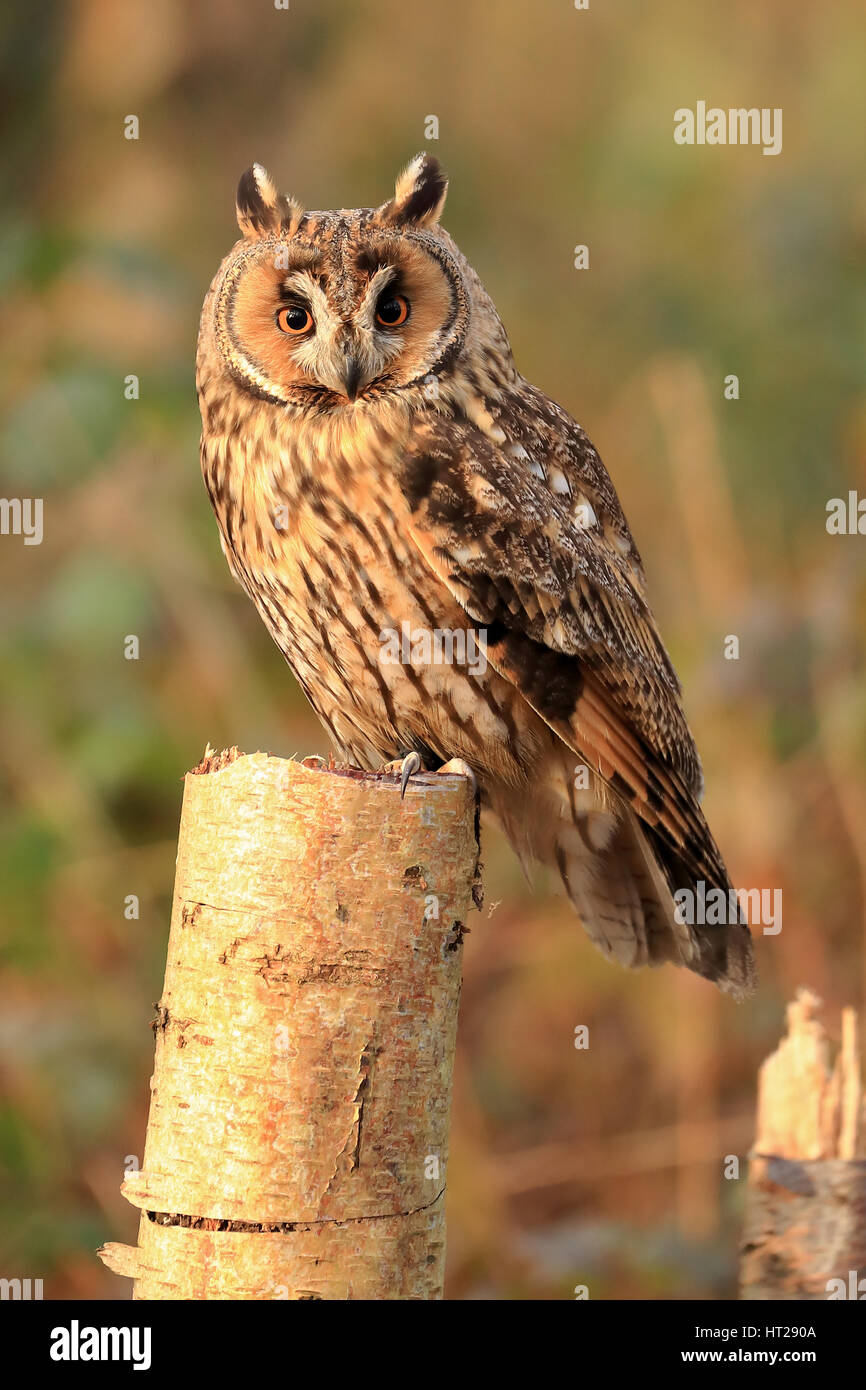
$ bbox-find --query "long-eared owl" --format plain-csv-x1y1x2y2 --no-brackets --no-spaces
196,154,755,998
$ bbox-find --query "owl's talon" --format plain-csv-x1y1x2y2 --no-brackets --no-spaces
436,757,478,796
399,751,423,797
381,751,424,798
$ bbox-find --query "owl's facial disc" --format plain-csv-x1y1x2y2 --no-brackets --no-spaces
218,233,464,408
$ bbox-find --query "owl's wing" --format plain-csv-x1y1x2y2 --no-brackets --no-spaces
399,383,734,906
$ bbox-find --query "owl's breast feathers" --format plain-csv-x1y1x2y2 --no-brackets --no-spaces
200,397,538,779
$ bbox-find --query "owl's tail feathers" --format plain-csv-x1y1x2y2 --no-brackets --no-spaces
559,809,755,999
494,754,756,999
636,815,757,999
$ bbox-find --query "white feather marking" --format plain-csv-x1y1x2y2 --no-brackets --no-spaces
573,499,597,528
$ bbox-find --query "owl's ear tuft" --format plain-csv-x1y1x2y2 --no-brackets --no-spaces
236,163,304,240
376,153,448,229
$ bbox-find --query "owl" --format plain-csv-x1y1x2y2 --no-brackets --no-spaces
196,153,756,998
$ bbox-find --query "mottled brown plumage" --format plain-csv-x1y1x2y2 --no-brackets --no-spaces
196,155,756,997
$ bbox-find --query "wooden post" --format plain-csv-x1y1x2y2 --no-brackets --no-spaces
98,747,480,1300
740,989,866,1300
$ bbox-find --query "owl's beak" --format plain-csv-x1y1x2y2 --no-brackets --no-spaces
341,356,363,402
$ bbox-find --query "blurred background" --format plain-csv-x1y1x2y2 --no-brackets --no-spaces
1,0,865,1300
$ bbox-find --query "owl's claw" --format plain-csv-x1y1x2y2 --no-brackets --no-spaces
381,751,424,798
399,752,422,797
436,757,479,797
381,752,477,800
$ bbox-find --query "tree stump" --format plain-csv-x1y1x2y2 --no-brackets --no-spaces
740,989,866,1300
98,748,480,1300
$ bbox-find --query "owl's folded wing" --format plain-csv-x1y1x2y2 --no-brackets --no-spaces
398,395,734,898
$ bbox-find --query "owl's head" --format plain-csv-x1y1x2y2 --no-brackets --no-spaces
201,154,504,413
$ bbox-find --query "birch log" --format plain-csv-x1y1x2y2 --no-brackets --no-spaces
740,989,866,1300
98,747,480,1300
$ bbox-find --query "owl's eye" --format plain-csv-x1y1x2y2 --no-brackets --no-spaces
375,294,409,327
276,304,314,335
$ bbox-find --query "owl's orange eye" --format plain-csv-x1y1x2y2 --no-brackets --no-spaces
375,294,409,327
276,304,313,335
